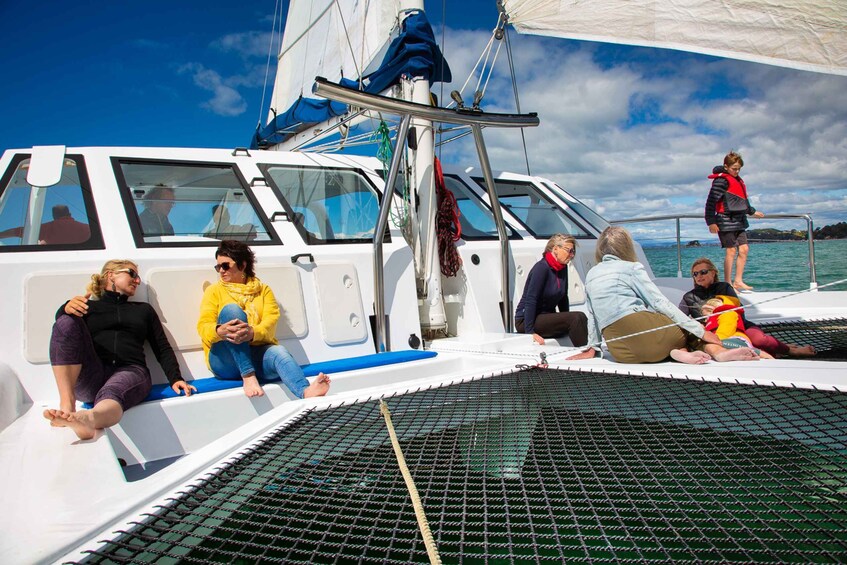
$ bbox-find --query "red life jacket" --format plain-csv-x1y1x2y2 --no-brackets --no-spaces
704,304,747,333
708,173,749,214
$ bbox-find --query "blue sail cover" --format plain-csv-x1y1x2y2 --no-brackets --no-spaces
252,10,452,149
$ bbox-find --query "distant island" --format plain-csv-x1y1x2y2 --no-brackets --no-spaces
746,222,847,241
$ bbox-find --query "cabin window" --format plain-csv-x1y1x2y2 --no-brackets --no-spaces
260,165,383,244
0,154,104,252
443,175,518,240
474,177,593,239
542,181,610,233
113,160,278,247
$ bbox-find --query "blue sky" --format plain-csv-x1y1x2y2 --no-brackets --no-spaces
2,0,846,244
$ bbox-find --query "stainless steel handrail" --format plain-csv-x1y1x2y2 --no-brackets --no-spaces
610,214,817,289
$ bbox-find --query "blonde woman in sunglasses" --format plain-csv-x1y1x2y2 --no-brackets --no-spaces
43,259,196,440
197,240,330,399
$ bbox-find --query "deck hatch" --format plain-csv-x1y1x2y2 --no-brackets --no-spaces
79,368,847,563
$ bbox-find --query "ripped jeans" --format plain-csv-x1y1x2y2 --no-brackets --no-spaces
209,303,309,398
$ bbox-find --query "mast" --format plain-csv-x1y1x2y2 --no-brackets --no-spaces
398,1,447,338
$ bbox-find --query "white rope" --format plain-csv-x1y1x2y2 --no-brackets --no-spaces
379,400,442,564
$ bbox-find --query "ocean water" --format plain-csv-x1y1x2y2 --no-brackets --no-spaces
642,238,847,292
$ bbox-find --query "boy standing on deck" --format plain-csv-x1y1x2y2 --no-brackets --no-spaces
704,150,764,291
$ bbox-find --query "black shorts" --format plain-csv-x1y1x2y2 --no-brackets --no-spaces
718,230,748,248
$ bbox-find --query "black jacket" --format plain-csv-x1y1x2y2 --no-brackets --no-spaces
678,281,759,329
704,165,756,231
56,291,183,384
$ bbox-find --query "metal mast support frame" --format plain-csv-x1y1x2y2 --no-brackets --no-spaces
313,78,540,352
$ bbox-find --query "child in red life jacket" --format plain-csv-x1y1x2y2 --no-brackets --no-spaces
700,296,774,359
704,151,765,292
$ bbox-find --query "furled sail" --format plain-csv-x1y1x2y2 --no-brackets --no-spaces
254,0,451,149
500,0,847,75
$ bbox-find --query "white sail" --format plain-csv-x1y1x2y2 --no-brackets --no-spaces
500,0,847,75
268,0,401,123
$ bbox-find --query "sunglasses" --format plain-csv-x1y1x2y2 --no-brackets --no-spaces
691,269,712,277
214,261,234,272
558,246,576,255
115,268,140,279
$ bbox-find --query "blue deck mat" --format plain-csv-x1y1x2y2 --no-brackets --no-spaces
99,350,437,405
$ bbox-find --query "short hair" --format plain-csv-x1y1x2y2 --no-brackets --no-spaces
87,259,138,298
52,204,71,219
216,239,256,278
691,257,718,275
595,226,638,263
143,186,175,209
544,233,576,255
724,151,744,168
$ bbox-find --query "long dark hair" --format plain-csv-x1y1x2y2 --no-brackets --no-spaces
216,240,256,278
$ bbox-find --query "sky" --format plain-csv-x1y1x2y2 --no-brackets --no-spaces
2,0,846,246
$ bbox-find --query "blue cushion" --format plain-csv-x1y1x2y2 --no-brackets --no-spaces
84,350,437,407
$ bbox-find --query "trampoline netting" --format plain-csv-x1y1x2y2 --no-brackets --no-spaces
79,367,847,564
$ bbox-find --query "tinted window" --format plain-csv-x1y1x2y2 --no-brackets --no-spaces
0,154,104,251
261,165,382,244
474,177,592,238
443,175,517,239
114,160,277,246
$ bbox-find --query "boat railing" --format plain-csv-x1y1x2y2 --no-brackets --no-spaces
609,213,818,289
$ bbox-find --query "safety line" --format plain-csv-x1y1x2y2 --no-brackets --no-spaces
379,399,442,565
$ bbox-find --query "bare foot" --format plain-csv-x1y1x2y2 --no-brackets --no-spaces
788,344,816,357
45,409,96,440
670,349,711,364
733,281,754,291
242,375,265,397
303,373,331,398
713,347,760,362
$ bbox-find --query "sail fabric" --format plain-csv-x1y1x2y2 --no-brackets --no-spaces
255,8,452,149
500,0,847,76
268,0,400,124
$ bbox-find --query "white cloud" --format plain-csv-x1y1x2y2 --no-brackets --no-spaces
179,63,247,117
435,30,847,234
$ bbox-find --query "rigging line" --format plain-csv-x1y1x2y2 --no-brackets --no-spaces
545,276,847,359
258,0,283,128
332,0,364,83
478,37,504,99
504,25,531,176
446,33,497,109
438,0,447,161
379,400,442,565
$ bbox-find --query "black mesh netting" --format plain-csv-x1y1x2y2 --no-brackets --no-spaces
757,317,847,360
78,366,847,564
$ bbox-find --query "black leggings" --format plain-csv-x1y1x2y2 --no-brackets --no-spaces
516,311,588,346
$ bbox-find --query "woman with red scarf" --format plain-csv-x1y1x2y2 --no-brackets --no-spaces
515,234,590,352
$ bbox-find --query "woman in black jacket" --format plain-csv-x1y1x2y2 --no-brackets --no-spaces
43,259,195,440
679,257,815,357
704,151,764,291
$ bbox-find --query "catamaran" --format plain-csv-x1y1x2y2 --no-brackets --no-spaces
1,1,845,562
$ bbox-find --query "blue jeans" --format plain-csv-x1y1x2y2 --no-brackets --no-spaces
209,304,309,398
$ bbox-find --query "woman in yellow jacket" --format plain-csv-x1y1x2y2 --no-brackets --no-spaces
197,240,330,398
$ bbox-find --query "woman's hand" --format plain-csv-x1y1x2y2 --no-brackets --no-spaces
565,348,597,360
64,293,91,316
701,330,722,346
171,380,197,396
752,211,764,218
218,319,254,344
532,333,546,345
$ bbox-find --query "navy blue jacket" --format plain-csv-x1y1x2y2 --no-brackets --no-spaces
515,257,569,334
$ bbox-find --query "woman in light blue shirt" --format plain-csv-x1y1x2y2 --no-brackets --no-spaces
584,227,760,364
